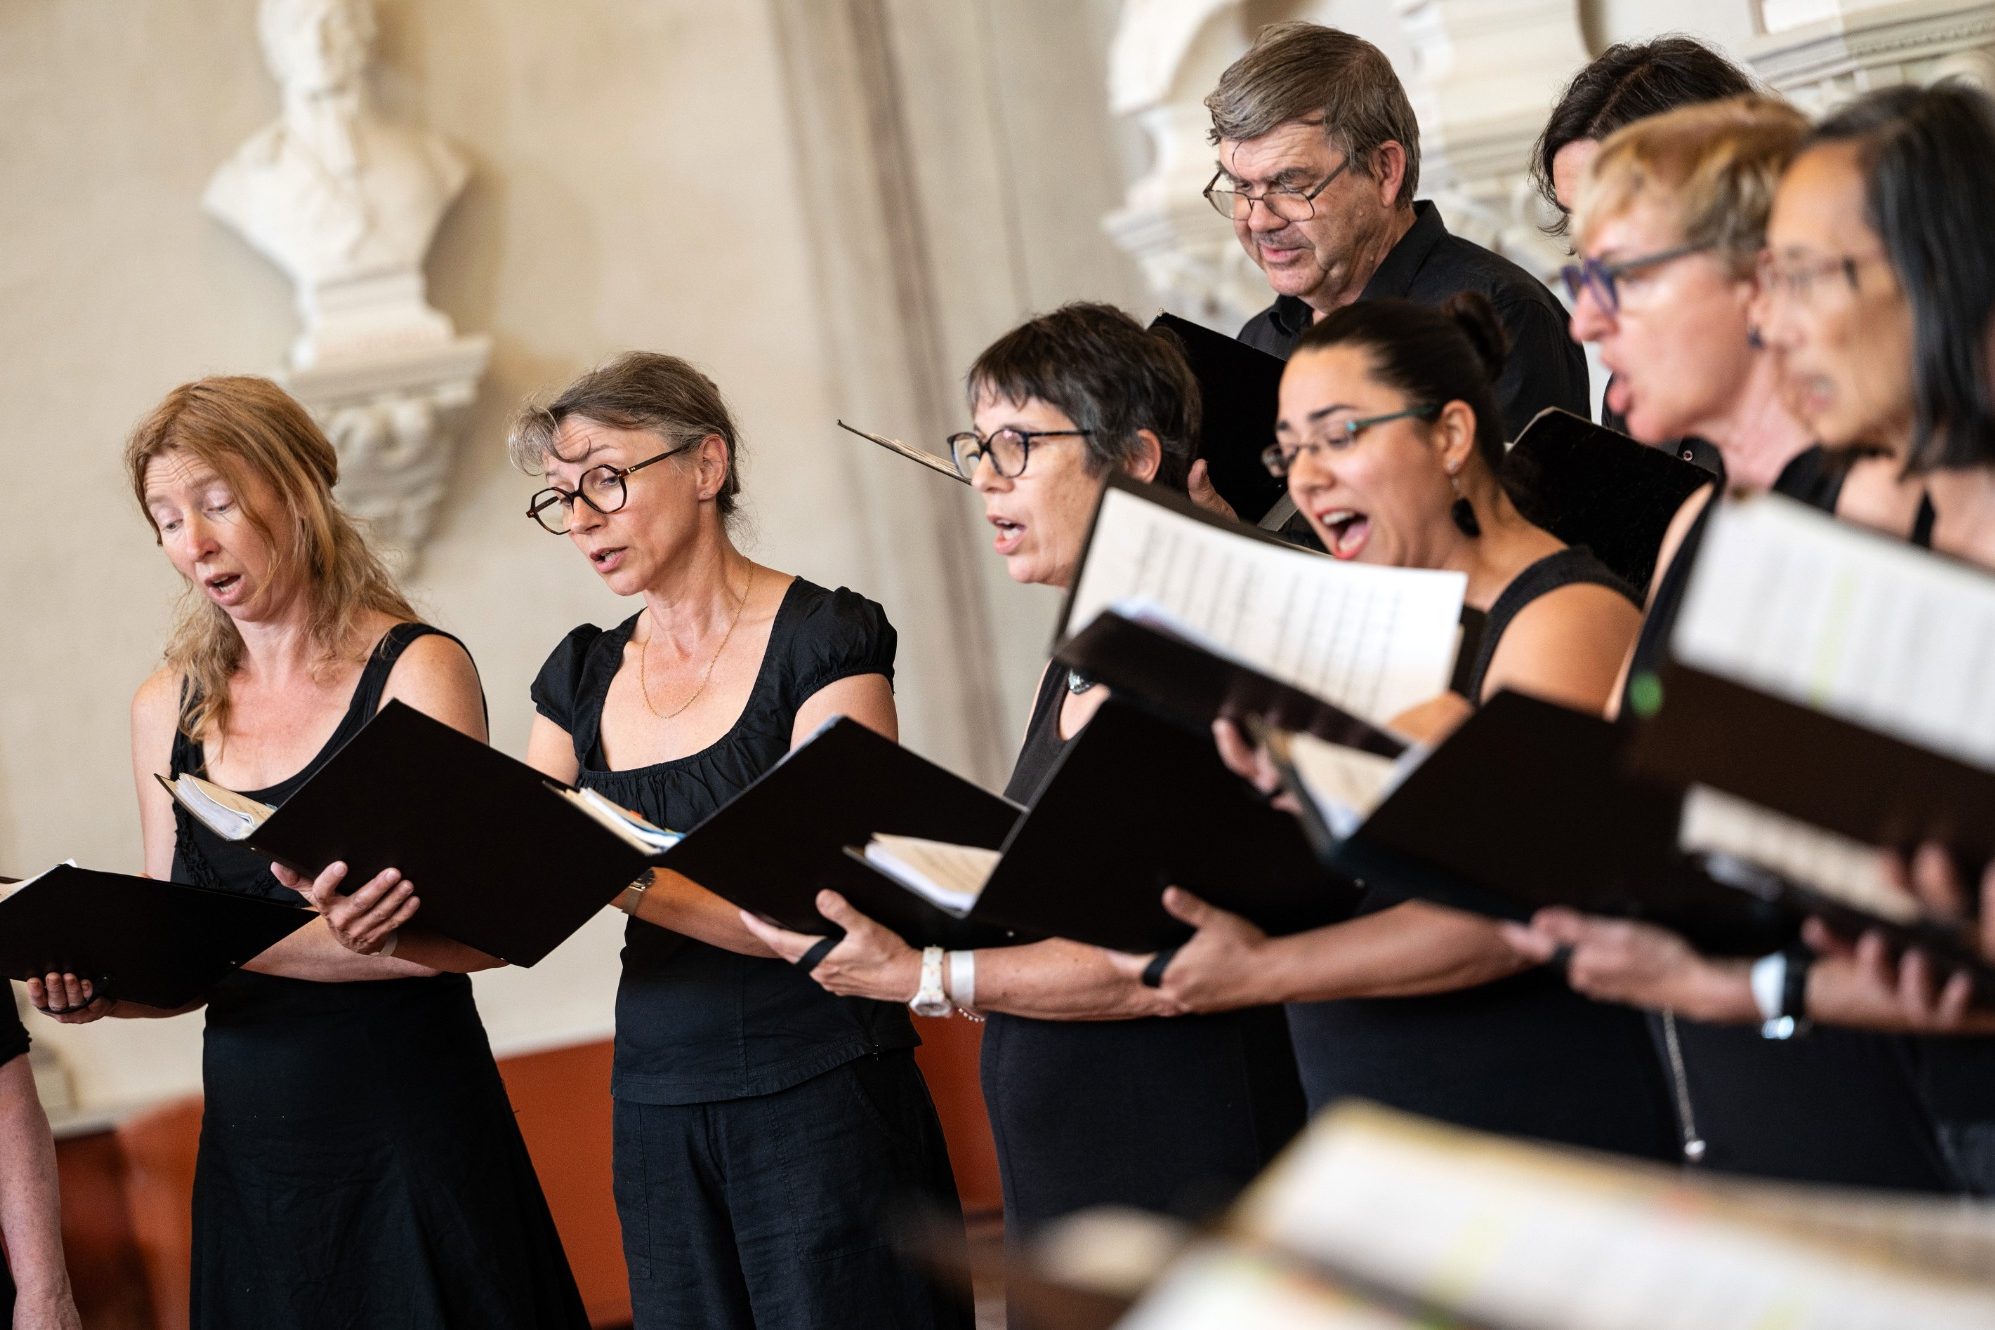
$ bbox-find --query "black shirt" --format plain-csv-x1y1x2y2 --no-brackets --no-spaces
1238,201,1589,438
531,579,918,1104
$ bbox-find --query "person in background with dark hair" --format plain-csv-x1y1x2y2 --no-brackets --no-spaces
0,999,79,1330
1202,22,1586,446
743,304,1306,1243
1123,294,1674,1162
1531,34,1755,453
1515,81,1995,1194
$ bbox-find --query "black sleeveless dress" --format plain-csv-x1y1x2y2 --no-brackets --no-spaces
979,664,1306,1234
0,996,27,1315
173,624,588,1328
1621,455,1959,1191
1286,547,1679,1160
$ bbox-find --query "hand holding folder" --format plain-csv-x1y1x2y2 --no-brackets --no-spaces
0,864,311,1009
158,700,675,967
656,703,1350,955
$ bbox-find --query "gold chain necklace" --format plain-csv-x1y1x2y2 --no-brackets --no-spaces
638,565,754,721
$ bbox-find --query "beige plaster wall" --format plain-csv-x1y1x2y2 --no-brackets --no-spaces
0,0,1144,1110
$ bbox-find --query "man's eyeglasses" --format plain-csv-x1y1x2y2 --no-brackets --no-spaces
945,427,1092,481
1559,243,1712,314
1204,154,1352,224
525,443,691,534
1757,251,1873,304
1261,404,1441,477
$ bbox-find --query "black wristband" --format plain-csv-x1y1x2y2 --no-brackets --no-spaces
1140,946,1180,989
1778,943,1814,1024
795,937,839,974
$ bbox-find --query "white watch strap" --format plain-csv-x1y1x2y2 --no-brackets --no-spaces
948,949,976,1010
1749,951,1786,1022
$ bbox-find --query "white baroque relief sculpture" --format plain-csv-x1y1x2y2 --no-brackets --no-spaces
1391,0,1589,283
205,0,489,568
1103,0,1273,329
1747,0,1995,114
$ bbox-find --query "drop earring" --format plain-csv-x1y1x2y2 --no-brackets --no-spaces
1448,466,1481,537
1746,325,1766,350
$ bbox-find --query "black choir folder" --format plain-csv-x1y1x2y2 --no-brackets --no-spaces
159,701,674,967
1621,493,1995,968
1050,473,1469,751
1504,407,1710,598
835,314,1291,526
660,703,1351,955
1148,313,1290,525
1266,689,1995,979
0,865,310,1008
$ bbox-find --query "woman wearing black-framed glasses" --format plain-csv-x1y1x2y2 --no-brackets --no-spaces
307,352,972,1330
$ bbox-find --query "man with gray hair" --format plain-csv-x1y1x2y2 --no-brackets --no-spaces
1206,22,1587,437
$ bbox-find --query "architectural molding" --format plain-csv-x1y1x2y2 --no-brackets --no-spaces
1748,0,1995,110
767,0,1012,784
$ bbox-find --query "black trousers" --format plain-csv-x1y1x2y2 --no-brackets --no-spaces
612,1050,973,1330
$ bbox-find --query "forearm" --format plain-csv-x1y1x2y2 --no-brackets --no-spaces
624,870,777,959
0,1058,73,1305
974,939,1173,1021
1268,903,1531,1004
376,930,503,975
1806,956,1995,1035
245,918,442,981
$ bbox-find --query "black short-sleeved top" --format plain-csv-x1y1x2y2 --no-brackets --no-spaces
0,994,26,1068
532,578,918,1105
1239,201,1589,439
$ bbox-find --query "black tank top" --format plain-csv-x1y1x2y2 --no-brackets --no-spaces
1288,547,1677,1158
978,664,1305,1232
1620,458,1960,1191
1457,546,1632,701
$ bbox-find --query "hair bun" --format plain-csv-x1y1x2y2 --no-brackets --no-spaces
1441,291,1511,382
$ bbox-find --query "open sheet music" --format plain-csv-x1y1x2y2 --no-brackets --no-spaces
1193,1102,1995,1330
1059,475,1465,726
1674,493,1995,769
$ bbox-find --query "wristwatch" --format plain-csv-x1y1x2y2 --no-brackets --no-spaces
910,945,951,1017
1752,945,1814,1040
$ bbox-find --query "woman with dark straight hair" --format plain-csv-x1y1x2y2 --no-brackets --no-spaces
1517,80,1995,1193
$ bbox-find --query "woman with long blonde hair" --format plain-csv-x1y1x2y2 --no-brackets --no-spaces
28,376,587,1328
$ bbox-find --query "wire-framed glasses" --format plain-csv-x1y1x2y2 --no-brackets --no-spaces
1203,152,1352,223
945,427,1092,480
1261,404,1441,477
525,443,691,533
1559,242,1712,313
1756,250,1872,305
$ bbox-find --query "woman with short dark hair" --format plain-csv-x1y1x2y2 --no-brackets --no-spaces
745,303,1308,1238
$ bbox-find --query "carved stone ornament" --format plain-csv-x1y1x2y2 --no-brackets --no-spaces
204,0,489,569
1747,0,1995,112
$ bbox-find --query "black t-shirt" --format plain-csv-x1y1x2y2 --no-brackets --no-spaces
531,578,917,1104
1238,201,1589,439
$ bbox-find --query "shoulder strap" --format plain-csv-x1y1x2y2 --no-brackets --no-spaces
1461,549,1628,702
346,622,487,731
1913,494,1937,550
